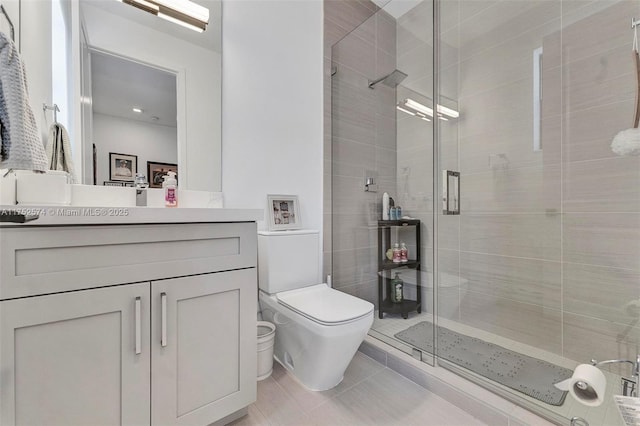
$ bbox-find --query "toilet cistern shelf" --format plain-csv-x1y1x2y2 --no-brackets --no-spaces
377,219,422,319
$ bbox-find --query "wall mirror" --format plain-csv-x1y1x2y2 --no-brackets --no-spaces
12,0,222,191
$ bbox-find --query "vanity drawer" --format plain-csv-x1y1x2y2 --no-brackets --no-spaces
0,222,257,300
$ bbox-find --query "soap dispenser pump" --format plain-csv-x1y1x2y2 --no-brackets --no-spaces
163,171,178,208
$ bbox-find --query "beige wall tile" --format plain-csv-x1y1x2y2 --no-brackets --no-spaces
462,165,561,213
324,0,377,48
564,213,640,271
563,99,636,164
460,251,562,310
563,312,640,375
461,213,561,260
564,262,640,325
563,156,640,213
459,290,562,353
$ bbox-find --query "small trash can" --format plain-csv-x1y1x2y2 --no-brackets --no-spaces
257,321,276,380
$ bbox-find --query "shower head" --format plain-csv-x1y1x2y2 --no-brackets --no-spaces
368,69,408,89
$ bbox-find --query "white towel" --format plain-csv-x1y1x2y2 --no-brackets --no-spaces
0,31,47,171
46,122,75,179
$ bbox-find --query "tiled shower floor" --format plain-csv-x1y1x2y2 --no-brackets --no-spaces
229,352,486,426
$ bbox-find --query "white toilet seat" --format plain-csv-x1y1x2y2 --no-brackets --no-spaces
276,284,373,326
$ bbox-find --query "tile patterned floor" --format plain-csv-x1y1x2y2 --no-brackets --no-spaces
229,352,486,426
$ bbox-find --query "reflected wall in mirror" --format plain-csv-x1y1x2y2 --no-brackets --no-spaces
17,0,221,191
90,50,178,186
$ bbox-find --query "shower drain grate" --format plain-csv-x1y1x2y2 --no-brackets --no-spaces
394,321,572,406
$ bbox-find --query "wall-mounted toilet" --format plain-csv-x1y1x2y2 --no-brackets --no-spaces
258,230,374,391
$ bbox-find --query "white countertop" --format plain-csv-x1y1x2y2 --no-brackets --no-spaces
0,205,264,226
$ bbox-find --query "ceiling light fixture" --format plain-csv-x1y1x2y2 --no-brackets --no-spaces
133,107,143,113
119,0,209,32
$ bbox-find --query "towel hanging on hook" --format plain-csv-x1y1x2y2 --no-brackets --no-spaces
610,18,640,156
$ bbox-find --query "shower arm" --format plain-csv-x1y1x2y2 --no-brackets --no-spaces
590,354,640,396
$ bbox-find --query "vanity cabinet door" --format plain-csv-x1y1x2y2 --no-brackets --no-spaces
151,269,257,426
0,284,151,426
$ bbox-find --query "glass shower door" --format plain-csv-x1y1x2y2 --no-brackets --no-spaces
330,0,435,366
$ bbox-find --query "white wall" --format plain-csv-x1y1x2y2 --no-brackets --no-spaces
17,0,52,145
222,0,324,260
93,113,177,185
82,3,221,191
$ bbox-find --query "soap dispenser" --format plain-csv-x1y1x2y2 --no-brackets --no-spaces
134,173,148,207
163,171,178,208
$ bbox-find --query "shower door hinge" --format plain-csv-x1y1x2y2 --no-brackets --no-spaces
442,170,460,215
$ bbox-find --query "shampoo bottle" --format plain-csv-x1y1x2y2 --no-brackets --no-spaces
382,192,390,220
163,171,178,208
391,272,403,303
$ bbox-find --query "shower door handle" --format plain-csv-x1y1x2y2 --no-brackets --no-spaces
442,170,460,215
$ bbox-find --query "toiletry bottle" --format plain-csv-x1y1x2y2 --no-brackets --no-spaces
396,206,403,219
134,173,148,207
382,192,390,220
391,272,403,303
163,171,178,208
400,242,408,263
392,242,402,263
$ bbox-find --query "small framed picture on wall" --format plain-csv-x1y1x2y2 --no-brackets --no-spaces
147,161,178,188
267,194,301,231
109,152,137,182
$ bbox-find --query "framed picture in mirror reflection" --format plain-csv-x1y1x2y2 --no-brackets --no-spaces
148,161,178,188
109,152,137,181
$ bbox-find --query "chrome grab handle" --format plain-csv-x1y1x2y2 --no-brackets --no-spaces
442,170,460,215
161,292,167,347
134,297,141,355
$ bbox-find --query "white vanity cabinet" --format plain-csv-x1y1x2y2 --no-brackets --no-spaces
0,219,258,426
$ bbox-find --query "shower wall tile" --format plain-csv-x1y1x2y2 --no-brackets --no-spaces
439,215,460,251
376,10,397,57
332,175,371,215
332,214,378,252
541,114,561,167
376,146,397,180
563,313,640,375
332,137,376,178
563,156,640,213
332,29,376,78
560,0,639,66
458,20,559,99
564,45,635,114
462,165,560,213
375,114,397,151
460,213,561,261
332,246,378,287
324,0,378,48
563,262,640,325
335,278,379,305
563,99,636,164
459,290,562,354
458,1,559,62
563,213,640,271
459,252,562,310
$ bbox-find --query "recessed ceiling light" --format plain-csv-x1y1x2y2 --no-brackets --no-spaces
133,107,143,113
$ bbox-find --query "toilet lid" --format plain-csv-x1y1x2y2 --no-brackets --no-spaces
276,284,373,325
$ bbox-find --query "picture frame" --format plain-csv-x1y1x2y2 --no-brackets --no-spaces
267,194,301,231
147,161,178,189
109,152,137,182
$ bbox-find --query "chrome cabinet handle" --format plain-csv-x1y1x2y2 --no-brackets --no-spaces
135,297,141,355
161,292,167,347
